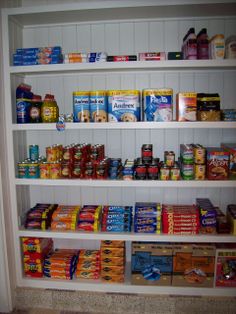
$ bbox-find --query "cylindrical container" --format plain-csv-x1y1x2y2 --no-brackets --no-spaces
29,95,42,123
180,144,194,164
181,164,194,180
61,162,72,178
160,165,170,180
142,144,153,165
107,90,140,122
193,145,206,165
147,163,159,180
170,164,180,180
210,34,225,59
39,162,50,179
197,28,209,60
96,161,107,179
164,151,175,167
27,161,40,179
135,164,147,180
46,146,58,162
29,144,39,161
41,94,59,123
73,145,83,161
90,90,107,122
72,161,83,178
225,35,236,59
50,161,61,179
62,145,74,162
142,88,173,121
73,91,90,122
16,83,33,124
194,164,206,180
84,161,94,179
18,161,28,178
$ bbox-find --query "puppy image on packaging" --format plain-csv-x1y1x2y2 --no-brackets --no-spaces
73,91,90,122
90,90,108,122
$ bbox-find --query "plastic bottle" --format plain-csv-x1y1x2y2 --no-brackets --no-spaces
225,35,236,59
29,94,42,123
210,34,225,59
41,94,59,123
16,83,33,123
197,28,209,59
186,28,197,60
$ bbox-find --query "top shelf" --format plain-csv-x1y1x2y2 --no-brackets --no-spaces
4,1,236,27
9,60,236,75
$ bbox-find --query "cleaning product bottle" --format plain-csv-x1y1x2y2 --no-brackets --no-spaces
197,28,209,59
186,28,197,60
41,94,59,123
29,94,42,123
16,83,33,123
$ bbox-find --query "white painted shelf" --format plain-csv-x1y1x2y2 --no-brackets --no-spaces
19,276,236,296
18,229,236,243
9,60,236,75
15,178,236,188
11,121,236,130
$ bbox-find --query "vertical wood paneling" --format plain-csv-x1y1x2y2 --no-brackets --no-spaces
104,23,119,55
91,74,106,90
119,22,134,55
208,19,225,38
48,26,63,47
164,20,179,52
34,27,49,47
76,24,91,52
224,18,236,38
134,22,149,53
194,73,209,93
91,24,105,52
121,130,135,160
62,25,77,53
149,21,164,51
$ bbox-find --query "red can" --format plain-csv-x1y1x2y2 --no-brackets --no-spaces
72,161,83,178
142,144,153,165
63,145,74,162
61,161,72,178
84,161,94,179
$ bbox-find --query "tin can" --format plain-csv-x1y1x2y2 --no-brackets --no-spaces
18,161,28,178
170,164,180,180
84,161,94,179
27,161,40,179
142,144,153,165
160,165,170,180
72,161,83,178
73,145,83,161
180,144,194,164
194,164,206,180
50,162,61,179
61,162,72,178
193,144,206,165
135,164,147,180
52,144,63,160
181,164,194,180
29,145,39,161
164,151,175,167
39,162,50,179
63,145,74,162
96,161,107,179
46,146,58,162
147,163,159,180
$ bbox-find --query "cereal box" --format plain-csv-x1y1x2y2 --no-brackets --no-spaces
206,147,230,180
215,246,236,287
221,143,236,179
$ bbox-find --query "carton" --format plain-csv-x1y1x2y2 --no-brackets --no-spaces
131,242,173,286
215,246,236,287
221,143,236,179
172,243,215,287
176,92,197,121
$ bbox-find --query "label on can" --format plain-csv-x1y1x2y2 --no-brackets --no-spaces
170,166,180,180
194,164,206,180
29,145,39,161
40,162,50,179
194,145,206,165
164,151,175,167
27,162,40,179
18,162,28,178
160,166,170,180
181,164,194,180
73,91,90,122
50,162,61,179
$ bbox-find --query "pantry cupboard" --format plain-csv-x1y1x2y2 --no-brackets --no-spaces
1,0,236,296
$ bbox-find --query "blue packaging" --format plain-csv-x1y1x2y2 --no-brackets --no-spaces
89,91,107,122
16,83,33,123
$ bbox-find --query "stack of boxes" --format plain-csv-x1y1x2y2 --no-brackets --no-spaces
131,242,173,286
22,237,53,278
101,206,132,233
196,198,217,234
50,205,80,231
77,205,102,232
76,249,101,279
134,202,162,233
100,240,125,283
215,245,236,287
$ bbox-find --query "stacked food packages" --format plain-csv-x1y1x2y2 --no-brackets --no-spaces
134,202,162,234
77,205,102,232
22,237,53,278
196,198,217,234
43,249,79,280
101,206,132,232
50,205,81,231
162,204,200,235
76,250,101,279
100,240,126,283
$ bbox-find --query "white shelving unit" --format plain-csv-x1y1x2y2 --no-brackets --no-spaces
2,0,236,297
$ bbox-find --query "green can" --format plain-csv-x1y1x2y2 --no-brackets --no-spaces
27,161,40,179
18,161,28,178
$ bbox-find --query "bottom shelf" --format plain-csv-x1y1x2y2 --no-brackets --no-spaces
19,277,236,296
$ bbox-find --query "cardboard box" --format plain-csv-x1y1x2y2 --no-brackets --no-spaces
221,143,236,179
176,92,197,121
131,242,172,286
215,247,236,287
172,244,215,287
227,204,236,235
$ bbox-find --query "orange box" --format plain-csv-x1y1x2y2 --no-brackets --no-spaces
100,256,125,266
172,244,215,287
101,240,125,248
101,247,125,258
101,265,124,276
176,92,197,121
101,273,124,283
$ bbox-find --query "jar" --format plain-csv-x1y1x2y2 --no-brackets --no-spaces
41,94,59,123
29,95,42,123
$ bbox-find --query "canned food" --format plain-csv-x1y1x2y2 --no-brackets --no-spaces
63,145,74,162
181,164,194,180
96,161,107,179
180,144,194,164
147,164,159,180
160,165,170,180
170,164,180,180
84,162,94,179
29,145,39,161
28,161,40,179
193,144,206,165
39,162,50,179
164,151,175,167
46,146,57,162
194,164,206,180
18,161,28,178
72,161,83,178
74,145,83,161
61,162,72,178
142,144,153,165
50,162,61,179
135,164,147,180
